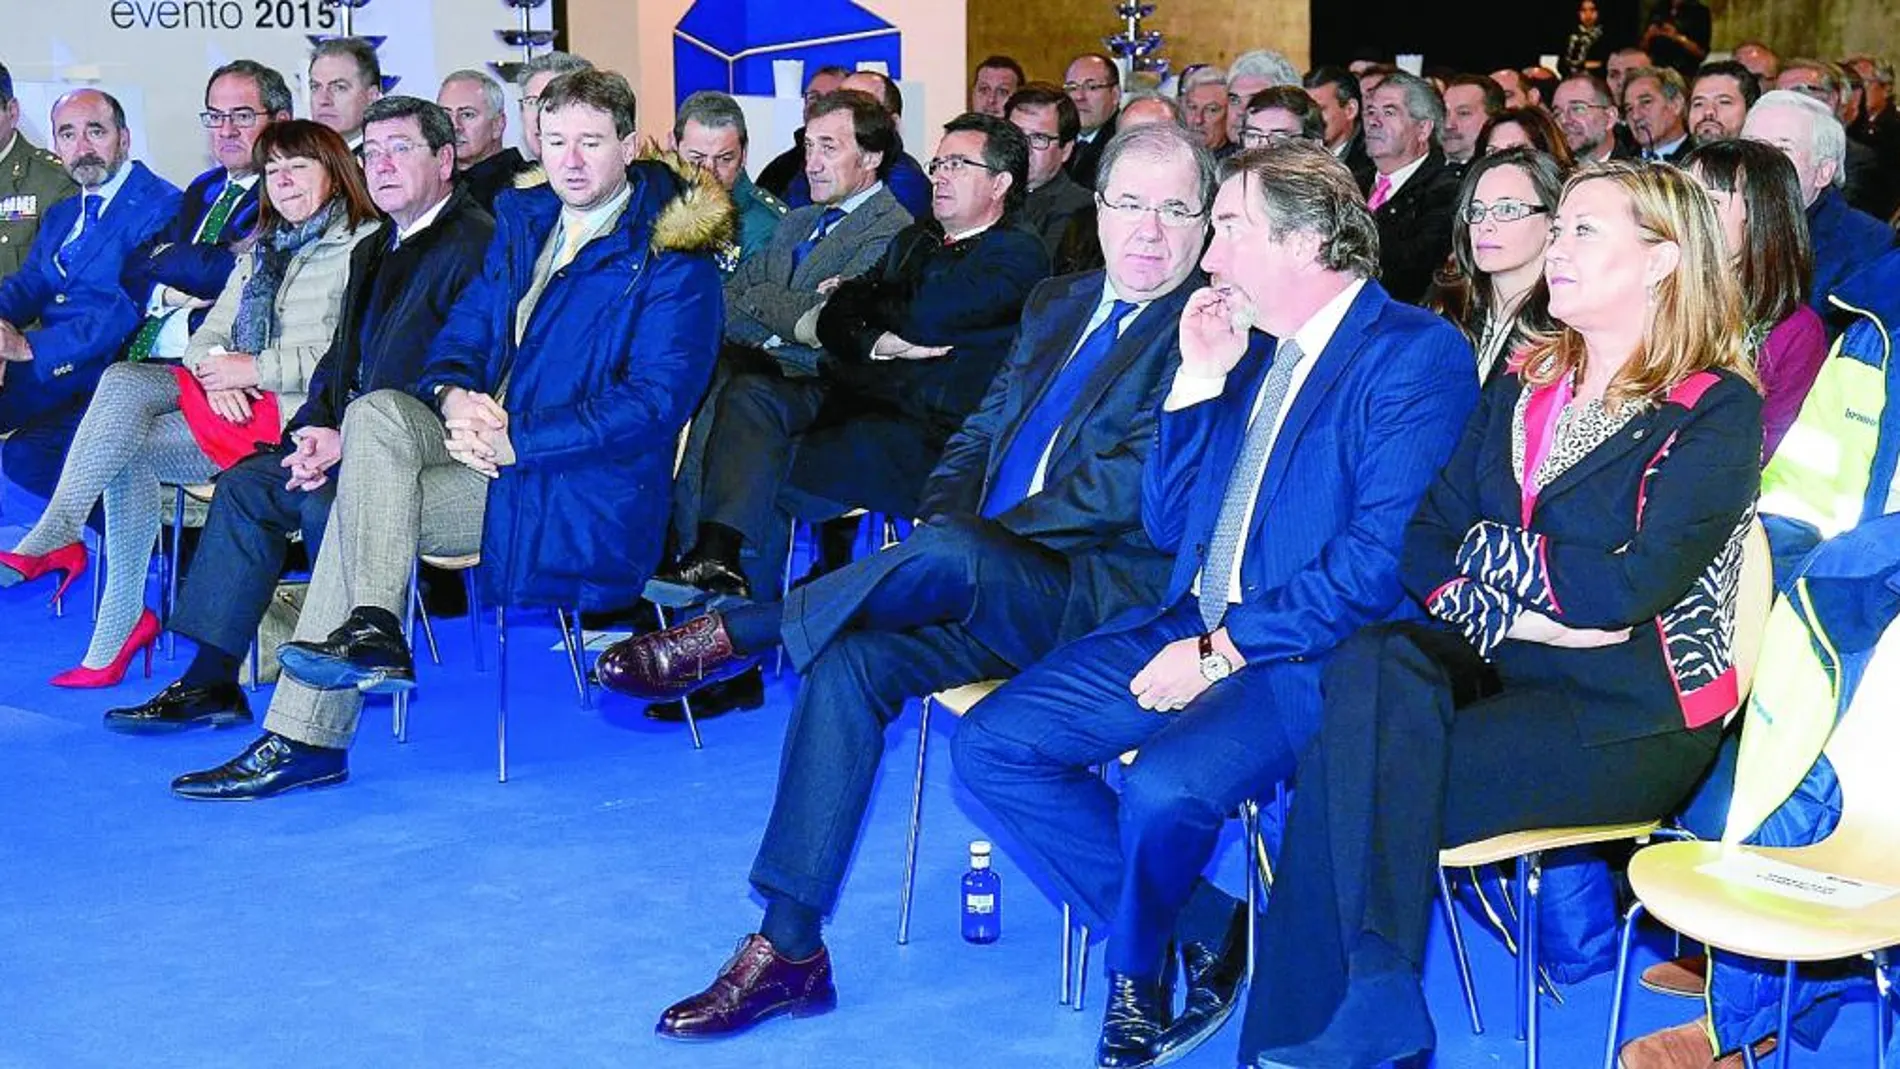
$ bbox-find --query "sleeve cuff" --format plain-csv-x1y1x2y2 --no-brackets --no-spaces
1455,519,1558,614
1163,372,1227,412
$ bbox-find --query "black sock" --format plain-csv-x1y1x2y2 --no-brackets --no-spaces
179,643,243,689
720,603,784,656
1175,878,1245,947
354,606,404,637
760,895,824,960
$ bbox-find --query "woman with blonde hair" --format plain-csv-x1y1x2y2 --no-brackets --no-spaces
1239,161,1763,1068
0,120,379,686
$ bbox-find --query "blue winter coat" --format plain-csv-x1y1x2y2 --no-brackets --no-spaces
414,157,732,611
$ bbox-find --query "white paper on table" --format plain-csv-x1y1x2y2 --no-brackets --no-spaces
1696,852,1900,909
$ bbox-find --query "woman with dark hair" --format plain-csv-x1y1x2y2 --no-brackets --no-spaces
1241,160,1762,1068
1426,147,1567,380
1685,138,1828,461
1238,86,1326,148
1477,106,1579,170
1562,0,1610,76
0,120,380,686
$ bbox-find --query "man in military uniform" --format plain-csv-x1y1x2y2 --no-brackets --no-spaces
672,90,785,275
0,62,79,283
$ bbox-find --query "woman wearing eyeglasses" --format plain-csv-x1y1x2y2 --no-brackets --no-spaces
0,120,379,686
1684,138,1828,461
1426,147,1567,381
1241,161,1760,1068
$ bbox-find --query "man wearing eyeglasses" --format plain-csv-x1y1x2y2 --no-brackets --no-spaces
633,121,1203,1044
120,60,287,366
1553,72,1633,164
1008,82,1103,274
1064,53,1124,190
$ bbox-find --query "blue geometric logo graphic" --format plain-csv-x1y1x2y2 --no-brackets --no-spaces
673,0,901,104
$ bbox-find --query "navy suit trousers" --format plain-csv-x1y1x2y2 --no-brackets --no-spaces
1,397,88,508
748,516,1068,915
169,449,336,658
951,598,1304,977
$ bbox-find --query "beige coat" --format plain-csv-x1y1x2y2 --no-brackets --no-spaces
183,214,382,426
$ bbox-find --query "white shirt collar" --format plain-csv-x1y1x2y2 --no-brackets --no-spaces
560,182,632,234
224,170,261,191
1286,277,1368,361
834,180,884,214
85,159,136,213
396,191,454,244
1376,152,1428,200
945,220,996,243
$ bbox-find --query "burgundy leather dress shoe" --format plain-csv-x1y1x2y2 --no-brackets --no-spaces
596,613,759,701
656,934,836,1039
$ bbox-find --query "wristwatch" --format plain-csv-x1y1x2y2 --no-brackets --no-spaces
1198,633,1234,683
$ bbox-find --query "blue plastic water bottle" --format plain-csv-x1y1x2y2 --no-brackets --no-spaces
962,840,1002,944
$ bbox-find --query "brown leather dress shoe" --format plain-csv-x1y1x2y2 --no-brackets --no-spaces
1618,1019,1776,1069
1640,954,1709,998
596,613,759,702
656,934,836,1039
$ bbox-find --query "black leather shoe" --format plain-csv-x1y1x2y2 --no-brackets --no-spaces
644,665,766,721
171,733,348,801
656,933,836,1039
1153,906,1249,1064
1098,970,1174,1069
104,680,253,734
276,607,414,694
653,553,752,600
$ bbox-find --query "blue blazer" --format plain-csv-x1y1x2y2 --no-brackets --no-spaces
121,166,263,336
1139,280,1478,679
0,160,181,423
415,160,725,613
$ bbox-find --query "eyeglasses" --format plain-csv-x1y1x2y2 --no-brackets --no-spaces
361,139,422,164
1063,80,1116,94
1558,102,1612,118
1094,192,1207,228
926,155,1002,178
1461,198,1549,224
521,95,542,110
1240,127,1300,148
1019,131,1062,150
200,108,262,128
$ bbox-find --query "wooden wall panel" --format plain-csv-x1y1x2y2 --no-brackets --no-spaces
968,0,1309,87
1710,0,1900,61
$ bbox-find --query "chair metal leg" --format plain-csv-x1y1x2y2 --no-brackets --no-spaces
1743,1044,1762,1069
571,605,591,709
653,603,703,748
1601,901,1647,1069
165,485,184,658
415,590,441,667
1875,950,1892,1069
1516,854,1533,1043
1439,866,1485,1035
1242,799,1261,982
1525,851,1543,1069
896,696,932,945
1773,959,1796,1069
1063,910,1080,1006
1075,924,1091,1011
395,565,420,742
464,571,484,672
247,640,260,693
496,605,509,783
556,607,587,705
776,520,800,679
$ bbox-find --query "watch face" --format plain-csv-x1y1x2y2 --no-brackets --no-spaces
1199,653,1232,683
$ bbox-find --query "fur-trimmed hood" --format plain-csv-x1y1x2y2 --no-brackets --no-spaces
509,150,736,257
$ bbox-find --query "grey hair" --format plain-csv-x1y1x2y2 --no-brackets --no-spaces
1370,69,1444,151
440,69,505,117
1096,120,1217,207
1620,65,1688,106
1220,141,1382,278
673,89,748,147
1178,65,1227,95
1750,88,1849,188
1119,90,1186,125
1228,49,1301,89
514,51,593,91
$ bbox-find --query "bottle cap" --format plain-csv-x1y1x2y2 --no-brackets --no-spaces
970,840,993,867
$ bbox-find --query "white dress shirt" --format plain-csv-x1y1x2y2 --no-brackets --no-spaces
1373,152,1428,205
1171,277,1368,602
145,172,260,359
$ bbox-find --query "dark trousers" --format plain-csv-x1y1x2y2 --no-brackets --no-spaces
699,370,946,594
0,397,88,510
748,516,1070,915
169,449,336,659
950,599,1307,977
1239,622,1724,1068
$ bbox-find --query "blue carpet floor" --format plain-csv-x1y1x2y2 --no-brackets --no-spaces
0,521,1878,1068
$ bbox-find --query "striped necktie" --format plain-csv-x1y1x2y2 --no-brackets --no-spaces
55,195,103,275
1198,339,1308,629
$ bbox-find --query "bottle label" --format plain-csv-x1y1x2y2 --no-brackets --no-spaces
965,894,995,915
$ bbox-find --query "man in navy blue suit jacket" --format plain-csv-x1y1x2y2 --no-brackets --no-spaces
119,60,290,362
0,89,179,502
625,121,1217,1043
953,142,1479,1069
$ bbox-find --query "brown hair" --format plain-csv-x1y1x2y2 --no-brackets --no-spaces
1521,160,1755,405
252,119,378,234
1427,147,1565,351
1476,107,1577,170
1682,138,1812,333
1220,140,1380,278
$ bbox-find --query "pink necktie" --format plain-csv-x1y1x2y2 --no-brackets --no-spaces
1368,173,1393,211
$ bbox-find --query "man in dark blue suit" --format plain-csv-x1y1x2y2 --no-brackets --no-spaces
106,96,495,735
621,123,1215,1041
952,142,1478,1069
118,60,290,364
0,89,179,503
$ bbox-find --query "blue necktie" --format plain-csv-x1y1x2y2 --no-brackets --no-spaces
56,194,104,275
1198,338,1308,628
982,300,1138,518
790,207,846,274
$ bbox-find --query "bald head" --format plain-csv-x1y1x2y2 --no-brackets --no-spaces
50,89,131,189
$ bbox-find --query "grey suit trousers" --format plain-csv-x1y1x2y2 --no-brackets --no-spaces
263,390,488,749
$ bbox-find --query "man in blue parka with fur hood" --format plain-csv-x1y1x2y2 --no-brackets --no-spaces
170,69,732,801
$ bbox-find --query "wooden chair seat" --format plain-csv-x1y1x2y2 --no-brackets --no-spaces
930,679,1005,715
420,552,481,571
1440,821,1661,868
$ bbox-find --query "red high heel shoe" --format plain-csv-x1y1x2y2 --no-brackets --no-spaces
0,541,89,606
51,609,161,689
